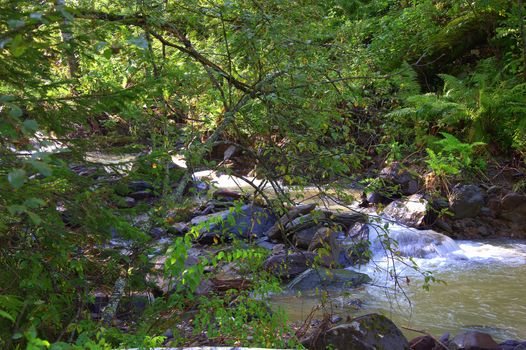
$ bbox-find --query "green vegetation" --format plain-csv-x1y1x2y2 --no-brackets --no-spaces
1,0,525,348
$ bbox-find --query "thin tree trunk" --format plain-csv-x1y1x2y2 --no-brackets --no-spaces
56,0,79,79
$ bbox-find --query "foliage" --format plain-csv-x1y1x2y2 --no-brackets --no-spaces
1,0,526,348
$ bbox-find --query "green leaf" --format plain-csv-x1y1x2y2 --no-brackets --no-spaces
9,105,23,118
0,95,15,102
23,119,39,132
23,198,46,208
28,160,52,177
7,205,26,215
7,19,25,29
0,310,15,323
7,169,27,189
27,211,42,225
10,35,27,57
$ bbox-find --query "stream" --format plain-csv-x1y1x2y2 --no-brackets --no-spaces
79,152,526,342
200,172,526,342
271,233,526,342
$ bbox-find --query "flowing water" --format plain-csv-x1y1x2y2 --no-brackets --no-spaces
271,225,526,342
197,171,526,341
63,152,526,342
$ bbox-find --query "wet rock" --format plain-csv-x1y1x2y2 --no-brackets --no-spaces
383,194,431,228
193,180,209,193
255,236,276,250
450,331,500,350
308,227,337,251
293,225,322,249
117,196,136,208
499,192,526,224
307,227,347,267
380,161,420,196
167,222,189,235
345,223,371,264
128,190,155,200
266,203,317,240
330,315,343,324
449,184,484,219
363,190,394,206
149,227,166,239
263,252,315,279
362,163,420,207
409,335,436,350
310,313,409,350
500,192,526,210
328,211,368,229
287,268,371,291
191,204,276,244
500,340,526,350
128,180,154,192
212,189,243,201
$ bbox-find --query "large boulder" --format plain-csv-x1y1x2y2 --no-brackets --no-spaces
499,192,526,224
449,331,500,350
310,313,409,350
449,184,485,219
380,161,420,196
287,268,371,291
191,204,276,244
409,335,438,350
128,180,154,192
383,194,432,228
308,227,349,267
293,225,322,249
263,252,315,279
363,162,420,206
500,340,526,350
266,204,317,241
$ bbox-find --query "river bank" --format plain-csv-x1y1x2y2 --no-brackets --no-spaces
73,148,526,349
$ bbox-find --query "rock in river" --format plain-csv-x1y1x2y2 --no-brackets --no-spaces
308,313,409,350
449,184,484,219
383,194,431,228
263,252,315,279
449,331,500,350
287,268,371,291
191,204,276,244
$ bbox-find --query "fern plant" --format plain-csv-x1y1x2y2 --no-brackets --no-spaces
426,132,486,177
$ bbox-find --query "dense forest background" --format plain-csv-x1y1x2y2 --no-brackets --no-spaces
1,0,525,349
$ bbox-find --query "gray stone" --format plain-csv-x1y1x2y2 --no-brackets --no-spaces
128,180,154,192
263,252,315,279
212,189,243,201
129,190,155,200
149,227,166,239
191,204,277,244
167,222,189,235
450,331,500,350
266,204,316,240
501,192,526,210
254,236,273,250
117,196,136,208
287,268,371,291
293,225,321,249
380,162,420,196
310,313,409,350
383,194,430,228
449,184,484,219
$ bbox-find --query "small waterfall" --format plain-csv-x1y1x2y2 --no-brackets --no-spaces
367,222,466,259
